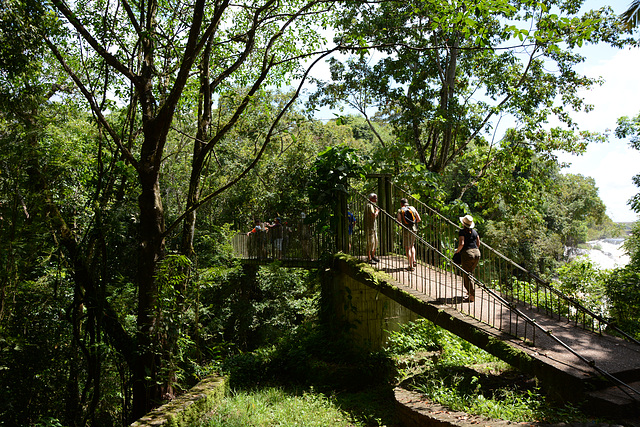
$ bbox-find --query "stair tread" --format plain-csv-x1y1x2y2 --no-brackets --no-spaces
586,380,640,404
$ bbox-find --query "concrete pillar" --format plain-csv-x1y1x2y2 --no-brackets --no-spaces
322,264,419,350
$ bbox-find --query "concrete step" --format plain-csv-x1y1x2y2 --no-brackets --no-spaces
584,380,640,418
583,367,640,391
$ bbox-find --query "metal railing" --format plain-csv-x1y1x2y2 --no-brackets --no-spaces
231,214,333,265
349,186,640,399
390,183,640,346
228,185,640,399
348,188,538,343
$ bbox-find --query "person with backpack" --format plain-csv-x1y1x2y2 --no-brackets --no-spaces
397,198,421,271
455,214,481,302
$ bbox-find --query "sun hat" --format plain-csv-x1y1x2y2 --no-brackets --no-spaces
459,214,475,229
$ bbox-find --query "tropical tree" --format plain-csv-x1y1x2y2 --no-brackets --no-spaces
1,3,118,423
594,113,640,339
621,0,640,30
0,85,129,426
442,130,609,276
17,0,342,420
616,112,640,214
313,1,630,176
604,219,640,338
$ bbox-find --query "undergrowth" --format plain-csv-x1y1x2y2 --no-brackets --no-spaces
385,318,600,423
198,317,616,426
216,321,399,426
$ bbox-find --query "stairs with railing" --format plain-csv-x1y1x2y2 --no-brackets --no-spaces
230,178,640,416
346,182,640,416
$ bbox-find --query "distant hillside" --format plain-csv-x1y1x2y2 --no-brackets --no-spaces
586,221,631,241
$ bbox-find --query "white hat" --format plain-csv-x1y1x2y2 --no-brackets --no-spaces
459,214,475,229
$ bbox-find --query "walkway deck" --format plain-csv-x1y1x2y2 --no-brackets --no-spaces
368,254,640,416
232,180,640,417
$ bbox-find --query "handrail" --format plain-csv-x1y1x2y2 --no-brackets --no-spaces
392,184,640,347
350,187,537,341
231,212,333,263
349,187,640,398
228,186,640,399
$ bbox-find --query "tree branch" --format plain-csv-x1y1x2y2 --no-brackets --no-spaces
164,48,337,237
45,37,140,170
448,44,540,164
50,0,141,88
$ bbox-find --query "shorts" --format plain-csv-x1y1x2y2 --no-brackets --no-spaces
403,229,416,248
367,231,378,252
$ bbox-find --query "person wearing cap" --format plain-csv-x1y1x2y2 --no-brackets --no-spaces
455,214,480,302
364,193,380,264
247,219,265,258
397,198,421,271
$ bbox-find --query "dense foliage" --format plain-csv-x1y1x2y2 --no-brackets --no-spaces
596,112,640,337
314,1,630,173
0,0,638,425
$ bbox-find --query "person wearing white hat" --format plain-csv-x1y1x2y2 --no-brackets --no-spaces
455,214,480,302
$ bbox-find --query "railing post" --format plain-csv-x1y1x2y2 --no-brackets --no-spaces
335,189,348,253
376,175,393,255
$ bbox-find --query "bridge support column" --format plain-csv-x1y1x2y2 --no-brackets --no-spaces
321,258,419,350
236,264,260,349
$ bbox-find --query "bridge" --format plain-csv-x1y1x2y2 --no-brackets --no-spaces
231,176,640,417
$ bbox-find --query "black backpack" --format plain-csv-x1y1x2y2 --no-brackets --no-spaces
402,206,416,226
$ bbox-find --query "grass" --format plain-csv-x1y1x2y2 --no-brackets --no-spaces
195,387,366,427
406,364,583,423
193,318,618,426
387,319,609,424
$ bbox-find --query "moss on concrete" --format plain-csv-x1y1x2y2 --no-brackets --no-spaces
131,376,227,427
328,253,590,403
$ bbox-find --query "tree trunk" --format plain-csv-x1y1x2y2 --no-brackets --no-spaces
181,35,213,257
436,37,459,173
133,164,166,418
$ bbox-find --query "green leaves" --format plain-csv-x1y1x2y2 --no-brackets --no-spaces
616,112,640,150
307,144,368,235
615,112,640,214
322,0,631,177
0,0,52,76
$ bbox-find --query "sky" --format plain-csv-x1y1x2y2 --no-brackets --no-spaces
554,1,640,222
